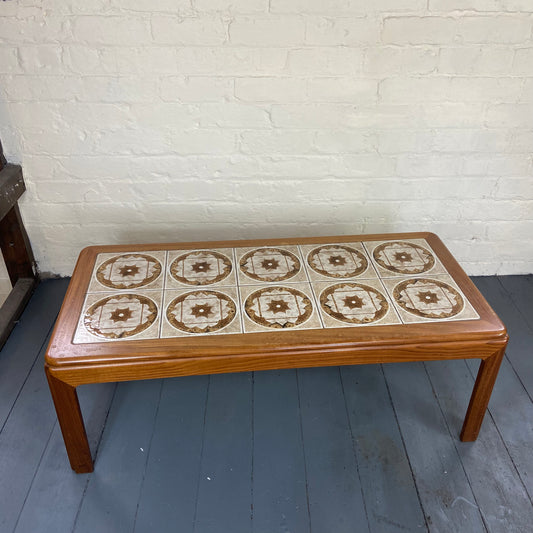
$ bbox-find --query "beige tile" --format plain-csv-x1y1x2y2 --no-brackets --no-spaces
87,250,167,293
165,248,237,290
161,286,242,338
381,275,479,324
235,245,308,285
239,282,322,333
300,242,379,282
364,238,448,278
312,279,401,329
74,290,163,344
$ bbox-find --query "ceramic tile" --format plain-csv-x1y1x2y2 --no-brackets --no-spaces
74,289,162,343
239,282,322,333
165,248,237,290
87,250,167,293
312,279,401,329
161,286,242,338
300,242,379,282
235,245,308,285
364,239,447,278
381,275,479,324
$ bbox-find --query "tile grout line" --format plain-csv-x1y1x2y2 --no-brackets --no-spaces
157,251,168,340
233,247,246,334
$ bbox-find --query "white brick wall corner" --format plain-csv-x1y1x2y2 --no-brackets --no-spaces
0,0,532,276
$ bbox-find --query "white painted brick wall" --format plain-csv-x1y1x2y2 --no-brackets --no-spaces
0,0,532,276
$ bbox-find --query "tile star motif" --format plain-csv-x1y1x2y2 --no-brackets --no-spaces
393,278,464,319
319,283,389,324
96,254,162,289
244,286,313,328
239,248,301,282
372,241,435,275
166,290,237,334
307,245,368,278
170,250,232,286
109,307,134,322
83,293,158,339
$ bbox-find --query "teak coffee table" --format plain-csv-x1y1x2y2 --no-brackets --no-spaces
45,232,508,473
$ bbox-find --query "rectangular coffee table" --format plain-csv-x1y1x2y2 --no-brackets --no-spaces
45,232,508,473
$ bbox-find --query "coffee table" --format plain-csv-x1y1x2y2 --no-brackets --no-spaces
45,232,508,473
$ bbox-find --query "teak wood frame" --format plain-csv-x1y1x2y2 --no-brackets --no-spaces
45,232,508,473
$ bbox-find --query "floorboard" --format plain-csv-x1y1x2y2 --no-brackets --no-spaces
471,277,533,499
134,376,208,533
14,383,115,533
383,362,486,532
340,364,426,532
297,366,370,533
193,372,253,533
0,279,69,428
1,276,533,533
425,359,533,533
252,369,309,533
73,379,163,533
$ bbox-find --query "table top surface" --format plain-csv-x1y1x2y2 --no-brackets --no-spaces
46,232,507,367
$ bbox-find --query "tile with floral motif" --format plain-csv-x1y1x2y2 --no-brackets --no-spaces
161,286,242,338
312,278,401,328
239,282,322,333
381,275,479,323
300,242,378,282
74,290,162,343
87,250,167,293
235,245,308,285
165,248,237,290
364,239,447,278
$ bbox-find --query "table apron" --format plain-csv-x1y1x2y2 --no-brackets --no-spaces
46,337,508,387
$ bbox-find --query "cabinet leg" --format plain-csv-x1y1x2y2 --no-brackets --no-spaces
460,346,506,442
46,367,94,473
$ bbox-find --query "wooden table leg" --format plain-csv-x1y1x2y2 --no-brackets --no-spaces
45,367,94,473
460,345,506,442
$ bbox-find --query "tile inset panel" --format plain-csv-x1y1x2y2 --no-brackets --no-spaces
382,275,479,323
312,279,401,328
300,242,378,282
364,239,447,278
166,248,235,289
88,251,166,293
74,239,480,343
239,283,322,332
74,290,162,343
236,246,307,285
161,287,242,338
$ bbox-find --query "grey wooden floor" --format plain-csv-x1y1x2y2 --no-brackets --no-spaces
1,276,532,533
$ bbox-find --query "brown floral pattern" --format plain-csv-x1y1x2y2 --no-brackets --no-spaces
84,293,158,339
244,286,313,328
373,242,435,275
319,283,389,324
166,290,236,334
96,254,162,289
307,245,368,278
170,251,232,286
393,278,464,319
240,248,301,282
